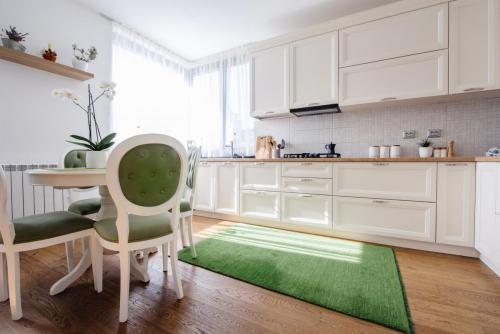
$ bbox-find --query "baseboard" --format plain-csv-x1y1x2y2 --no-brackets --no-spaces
479,253,500,277
194,211,479,258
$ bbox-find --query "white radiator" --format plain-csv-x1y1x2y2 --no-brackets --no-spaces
1,164,71,220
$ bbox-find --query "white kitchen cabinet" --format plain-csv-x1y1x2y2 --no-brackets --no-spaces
281,162,333,179
281,177,333,196
290,32,338,109
281,193,332,229
339,4,448,67
475,163,500,275
339,50,448,106
240,190,280,221
436,163,475,247
496,163,500,215
333,162,437,202
214,162,239,215
194,162,215,211
250,45,290,118
240,162,281,191
333,196,436,242
450,0,500,94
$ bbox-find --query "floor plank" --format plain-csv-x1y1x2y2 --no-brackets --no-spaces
0,216,498,333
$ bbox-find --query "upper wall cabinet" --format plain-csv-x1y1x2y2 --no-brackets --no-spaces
250,45,290,118
449,0,500,94
289,32,338,109
339,50,448,106
339,4,448,67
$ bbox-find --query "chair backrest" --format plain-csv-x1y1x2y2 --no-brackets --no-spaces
0,167,15,245
63,150,87,168
184,146,201,205
106,134,188,244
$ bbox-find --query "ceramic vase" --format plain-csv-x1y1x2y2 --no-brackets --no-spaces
72,58,89,71
419,146,433,158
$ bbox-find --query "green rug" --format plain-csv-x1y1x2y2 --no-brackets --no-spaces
178,223,413,333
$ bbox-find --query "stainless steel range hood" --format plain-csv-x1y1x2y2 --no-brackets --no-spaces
290,104,341,117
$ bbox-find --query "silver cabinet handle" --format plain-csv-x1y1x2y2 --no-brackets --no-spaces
254,162,265,165
300,178,313,182
265,111,275,114
445,163,468,166
373,162,389,166
201,162,209,166
307,102,320,106
300,162,312,166
222,162,233,166
373,200,388,204
381,97,397,102
463,87,485,92
299,194,313,198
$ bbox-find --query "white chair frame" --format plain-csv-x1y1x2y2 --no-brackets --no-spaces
0,167,96,320
91,134,188,323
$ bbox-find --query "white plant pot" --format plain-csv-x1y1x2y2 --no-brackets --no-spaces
419,146,433,158
72,59,89,71
86,151,108,169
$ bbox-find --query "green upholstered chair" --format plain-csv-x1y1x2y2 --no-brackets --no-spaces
0,167,97,320
91,134,188,323
178,146,201,258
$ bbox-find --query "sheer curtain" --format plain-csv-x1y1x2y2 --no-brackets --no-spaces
111,23,254,156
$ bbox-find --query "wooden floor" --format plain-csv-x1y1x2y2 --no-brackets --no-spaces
0,216,499,334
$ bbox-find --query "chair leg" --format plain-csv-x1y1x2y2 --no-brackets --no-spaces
0,253,8,302
179,217,186,248
89,236,103,293
119,251,130,323
169,240,184,299
65,241,74,273
6,252,22,320
187,215,197,259
162,243,169,272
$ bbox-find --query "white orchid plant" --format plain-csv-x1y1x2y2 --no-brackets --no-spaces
52,82,117,151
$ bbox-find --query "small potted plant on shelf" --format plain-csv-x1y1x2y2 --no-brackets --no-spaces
71,44,97,71
418,137,433,158
1,26,29,52
41,43,57,62
52,82,117,168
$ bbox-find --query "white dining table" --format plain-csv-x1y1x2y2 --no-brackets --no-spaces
26,168,152,296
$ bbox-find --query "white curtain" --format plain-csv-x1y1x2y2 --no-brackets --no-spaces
111,23,254,157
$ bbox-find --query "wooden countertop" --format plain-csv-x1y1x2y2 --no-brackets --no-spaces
201,156,500,162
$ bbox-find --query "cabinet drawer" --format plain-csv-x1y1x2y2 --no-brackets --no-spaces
281,193,332,229
240,162,281,191
240,190,280,221
333,197,436,242
333,162,437,202
281,177,333,195
339,50,448,106
282,162,333,178
339,4,448,67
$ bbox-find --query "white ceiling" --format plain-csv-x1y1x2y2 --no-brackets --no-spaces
75,0,398,61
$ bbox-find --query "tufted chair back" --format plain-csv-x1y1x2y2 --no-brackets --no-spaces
184,146,201,205
64,150,87,168
0,167,15,246
106,134,188,245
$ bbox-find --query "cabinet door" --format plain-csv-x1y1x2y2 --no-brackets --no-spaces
290,32,338,108
194,162,214,211
240,190,280,221
282,162,333,178
340,4,448,67
214,162,239,215
450,0,500,93
250,45,290,118
436,163,475,247
240,162,281,191
333,196,436,242
339,50,448,106
496,163,500,215
333,162,437,202
281,193,333,229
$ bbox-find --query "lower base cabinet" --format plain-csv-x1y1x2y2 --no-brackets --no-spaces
281,193,333,229
333,196,436,242
240,190,280,221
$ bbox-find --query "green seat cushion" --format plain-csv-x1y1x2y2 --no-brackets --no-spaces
94,213,173,243
180,200,191,212
0,211,94,244
68,198,102,216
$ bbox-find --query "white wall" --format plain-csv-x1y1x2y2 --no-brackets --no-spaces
0,0,112,164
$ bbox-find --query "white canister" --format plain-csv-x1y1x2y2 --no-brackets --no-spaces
369,146,380,158
380,145,390,158
440,148,448,158
390,145,401,158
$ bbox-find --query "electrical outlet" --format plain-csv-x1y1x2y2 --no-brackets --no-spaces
402,130,416,139
427,129,442,138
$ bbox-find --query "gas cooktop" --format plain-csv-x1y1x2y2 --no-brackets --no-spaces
283,153,341,158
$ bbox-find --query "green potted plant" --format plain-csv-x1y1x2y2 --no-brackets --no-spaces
1,26,29,52
418,137,433,158
71,44,97,71
52,82,117,168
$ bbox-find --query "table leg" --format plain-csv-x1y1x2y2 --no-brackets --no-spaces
96,186,116,220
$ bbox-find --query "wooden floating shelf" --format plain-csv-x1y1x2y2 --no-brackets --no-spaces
0,45,94,81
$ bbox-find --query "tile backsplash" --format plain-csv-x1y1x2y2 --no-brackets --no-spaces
254,97,500,157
